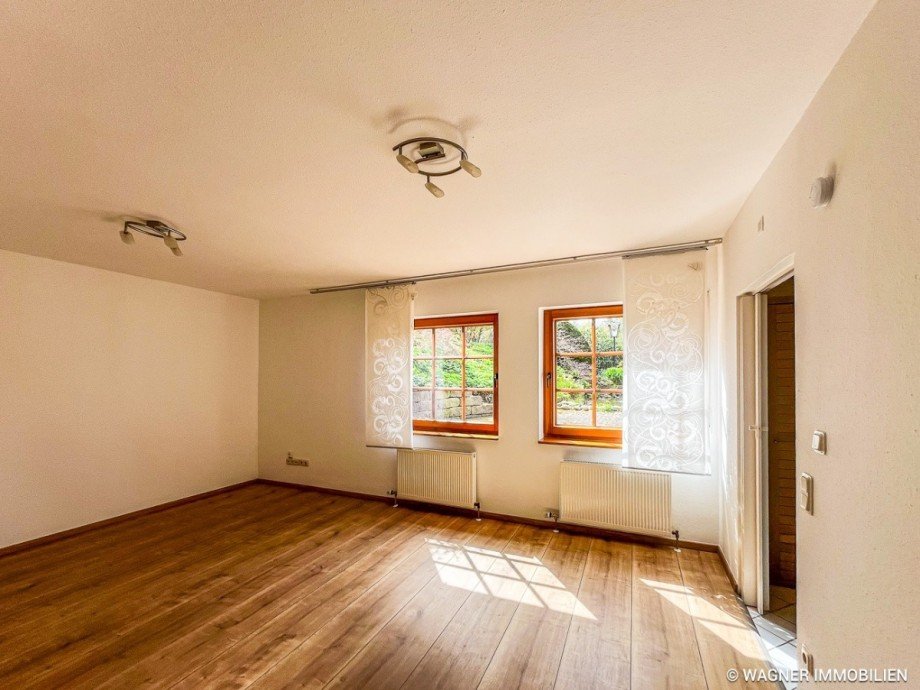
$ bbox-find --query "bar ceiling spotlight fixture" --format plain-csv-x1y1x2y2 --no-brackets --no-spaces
392,137,481,198
120,219,187,257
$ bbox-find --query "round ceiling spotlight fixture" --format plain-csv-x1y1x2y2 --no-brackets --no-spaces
121,219,187,257
392,137,481,198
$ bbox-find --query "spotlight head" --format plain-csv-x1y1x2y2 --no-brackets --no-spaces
459,159,482,178
170,245,183,257
424,178,445,198
396,153,419,174
163,235,179,250
120,229,135,245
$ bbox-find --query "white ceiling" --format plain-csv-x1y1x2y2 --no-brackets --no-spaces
0,1,874,297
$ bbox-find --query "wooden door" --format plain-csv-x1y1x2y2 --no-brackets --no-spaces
767,286,796,588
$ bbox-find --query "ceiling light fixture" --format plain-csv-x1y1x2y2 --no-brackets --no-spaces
121,219,187,257
163,234,183,257
459,159,482,178
396,153,419,174
424,176,445,198
392,137,481,198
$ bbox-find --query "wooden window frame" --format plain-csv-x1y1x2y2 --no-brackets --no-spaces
412,313,499,437
542,304,623,448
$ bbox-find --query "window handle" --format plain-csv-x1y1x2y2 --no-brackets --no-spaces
545,372,552,388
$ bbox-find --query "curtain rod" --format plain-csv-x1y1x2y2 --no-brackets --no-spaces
308,237,722,294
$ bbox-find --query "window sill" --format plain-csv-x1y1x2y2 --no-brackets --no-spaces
413,430,499,441
539,436,622,450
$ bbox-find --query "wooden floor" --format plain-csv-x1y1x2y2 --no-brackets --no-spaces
0,484,773,689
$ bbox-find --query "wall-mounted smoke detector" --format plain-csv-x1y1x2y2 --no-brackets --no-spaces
120,219,187,257
809,176,834,208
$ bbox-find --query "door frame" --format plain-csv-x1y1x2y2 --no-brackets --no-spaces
737,254,794,611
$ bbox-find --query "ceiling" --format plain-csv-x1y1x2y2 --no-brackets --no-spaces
0,1,875,298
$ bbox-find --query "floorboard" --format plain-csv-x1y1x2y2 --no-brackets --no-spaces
0,484,772,689
402,523,554,689
477,532,592,690
554,539,632,689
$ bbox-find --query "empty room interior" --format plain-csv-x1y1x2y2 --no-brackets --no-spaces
1,1,918,688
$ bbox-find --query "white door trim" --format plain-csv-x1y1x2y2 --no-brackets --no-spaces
755,291,770,613
736,253,794,608
743,253,795,294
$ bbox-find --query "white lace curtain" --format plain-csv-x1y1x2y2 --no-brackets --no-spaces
623,250,709,474
365,285,414,448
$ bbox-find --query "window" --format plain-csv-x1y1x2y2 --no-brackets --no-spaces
542,305,623,446
412,313,499,436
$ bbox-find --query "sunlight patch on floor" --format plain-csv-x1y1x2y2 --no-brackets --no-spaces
641,578,766,660
426,539,596,620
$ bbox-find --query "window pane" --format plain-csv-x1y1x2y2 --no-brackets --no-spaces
465,325,494,356
595,317,623,352
413,315,498,433
555,318,592,353
435,389,463,421
465,389,494,425
556,391,592,427
435,327,462,356
435,359,462,387
556,355,592,389
413,389,433,420
413,328,433,357
412,360,432,387
597,354,624,388
465,358,493,388
597,392,624,428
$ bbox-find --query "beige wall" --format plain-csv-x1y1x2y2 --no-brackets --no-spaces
719,0,920,672
0,249,259,548
259,259,721,544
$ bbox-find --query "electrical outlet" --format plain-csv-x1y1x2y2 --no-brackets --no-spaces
286,452,309,467
544,508,559,520
799,644,814,675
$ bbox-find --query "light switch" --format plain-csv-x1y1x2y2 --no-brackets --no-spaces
800,473,814,514
811,430,827,455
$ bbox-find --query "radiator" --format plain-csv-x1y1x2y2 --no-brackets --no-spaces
396,449,477,509
559,461,672,537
